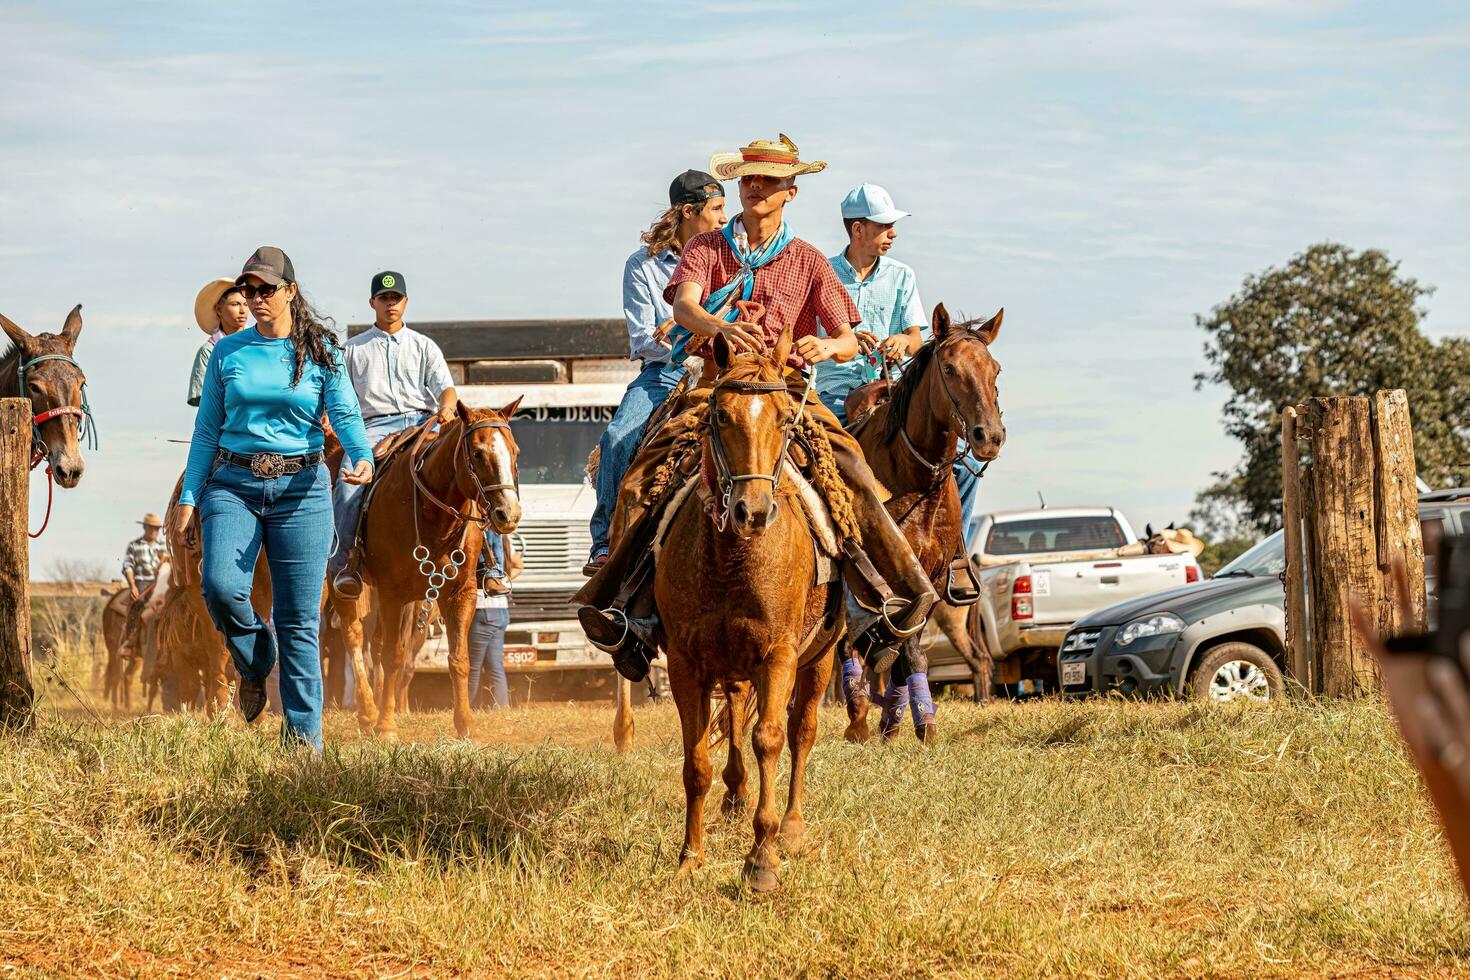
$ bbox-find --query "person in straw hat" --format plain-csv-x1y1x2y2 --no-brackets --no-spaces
121,512,168,601
187,279,251,406
575,134,938,684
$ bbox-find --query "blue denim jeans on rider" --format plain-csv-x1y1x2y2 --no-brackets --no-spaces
200,458,335,748
589,360,684,557
467,606,510,709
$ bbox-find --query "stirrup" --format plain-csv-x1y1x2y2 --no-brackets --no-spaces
332,569,364,601
880,597,928,639
945,556,981,606
582,606,630,653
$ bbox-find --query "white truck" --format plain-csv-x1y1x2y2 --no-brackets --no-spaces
345,318,638,702
925,507,1203,693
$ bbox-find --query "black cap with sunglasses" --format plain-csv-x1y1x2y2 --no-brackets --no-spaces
236,245,295,287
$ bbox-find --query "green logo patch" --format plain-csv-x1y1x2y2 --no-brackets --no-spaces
381,274,396,289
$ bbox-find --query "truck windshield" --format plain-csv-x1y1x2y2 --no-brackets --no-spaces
984,516,1127,556
1214,530,1285,578
509,407,613,485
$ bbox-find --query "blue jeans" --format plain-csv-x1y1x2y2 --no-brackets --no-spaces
468,606,510,709
328,411,429,580
590,360,684,556
199,457,334,748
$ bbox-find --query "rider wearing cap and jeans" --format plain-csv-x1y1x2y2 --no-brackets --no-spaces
586,170,728,574
176,245,374,748
329,271,504,598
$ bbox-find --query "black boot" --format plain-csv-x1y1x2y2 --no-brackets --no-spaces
578,607,657,683
854,592,937,677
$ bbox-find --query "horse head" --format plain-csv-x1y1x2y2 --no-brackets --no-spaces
0,305,88,487
930,303,1005,461
709,325,797,538
458,397,523,534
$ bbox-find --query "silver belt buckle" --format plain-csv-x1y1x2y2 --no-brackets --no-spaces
250,452,287,479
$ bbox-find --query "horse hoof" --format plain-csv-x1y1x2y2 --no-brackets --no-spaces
677,855,702,877
777,823,807,856
742,860,780,894
721,794,749,819
376,729,400,742
843,721,870,744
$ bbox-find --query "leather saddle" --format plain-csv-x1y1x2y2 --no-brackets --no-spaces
844,379,891,428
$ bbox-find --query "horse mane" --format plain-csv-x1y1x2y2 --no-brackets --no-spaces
713,350,786,386
0,343,17,398
879,339,938,441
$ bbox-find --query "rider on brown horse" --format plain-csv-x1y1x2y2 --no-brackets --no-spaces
575,134,938,683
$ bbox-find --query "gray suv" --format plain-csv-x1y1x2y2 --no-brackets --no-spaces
1058,490,1469,701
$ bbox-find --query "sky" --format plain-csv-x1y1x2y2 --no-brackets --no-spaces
2,0,1467,578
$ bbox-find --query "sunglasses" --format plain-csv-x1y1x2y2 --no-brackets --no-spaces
239,282,289,300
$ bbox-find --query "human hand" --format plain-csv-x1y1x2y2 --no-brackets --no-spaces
435,406,456,427
340,459,374,485
168,506,195,551
129,584,140,601
794,335,838,365
719,321,765,354
878,333,917,360
652,318,676,347
855,330,880,355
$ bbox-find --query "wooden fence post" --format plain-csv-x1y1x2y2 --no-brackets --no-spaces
1371,389,1427,638
1280,406,1312,693
0,399,35,731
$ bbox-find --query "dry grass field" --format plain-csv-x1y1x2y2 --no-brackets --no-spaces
2,597,1466,976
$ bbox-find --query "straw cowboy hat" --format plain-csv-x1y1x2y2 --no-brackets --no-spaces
139,513,164,528
193,278,238,335
708,133,827,181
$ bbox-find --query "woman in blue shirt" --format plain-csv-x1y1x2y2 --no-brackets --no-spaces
170,246,374,748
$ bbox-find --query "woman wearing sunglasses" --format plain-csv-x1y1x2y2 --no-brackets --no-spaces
171,245,374,748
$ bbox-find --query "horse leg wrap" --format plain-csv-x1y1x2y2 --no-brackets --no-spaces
879,681,909,739
907,672,936,730
840,656,865,705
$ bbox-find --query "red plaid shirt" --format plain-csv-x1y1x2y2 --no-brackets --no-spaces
664,231,861,346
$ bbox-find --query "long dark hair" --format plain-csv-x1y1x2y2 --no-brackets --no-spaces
285,287,341,386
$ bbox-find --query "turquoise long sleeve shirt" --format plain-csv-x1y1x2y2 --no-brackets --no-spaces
181,328,373,506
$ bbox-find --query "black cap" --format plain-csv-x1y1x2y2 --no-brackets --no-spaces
669,170,724,206
371,271,407,298
236,245,294,286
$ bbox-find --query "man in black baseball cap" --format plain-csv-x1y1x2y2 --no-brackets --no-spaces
236,245,295,285
668,169,725,207
370,270,406,299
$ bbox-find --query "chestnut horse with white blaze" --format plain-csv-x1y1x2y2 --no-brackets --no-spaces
333,401,522,739
657,327,844,893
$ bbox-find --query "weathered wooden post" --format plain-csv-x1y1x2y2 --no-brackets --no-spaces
1281,390,1426,698
0,399,35,731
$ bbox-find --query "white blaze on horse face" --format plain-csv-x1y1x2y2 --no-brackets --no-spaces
488,430,519,503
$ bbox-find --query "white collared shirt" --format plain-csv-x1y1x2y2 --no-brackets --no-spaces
342,324,455,419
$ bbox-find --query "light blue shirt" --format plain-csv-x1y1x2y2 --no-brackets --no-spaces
622,245,680,364
815,251,927,400
342,325,455,419
181,328,372,506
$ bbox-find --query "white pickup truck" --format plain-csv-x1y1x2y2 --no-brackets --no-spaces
926,507,1203,693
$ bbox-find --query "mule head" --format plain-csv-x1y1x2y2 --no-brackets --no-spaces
709,326,794,538
932,303,1006,461
458,398,523,533
0,305,87,487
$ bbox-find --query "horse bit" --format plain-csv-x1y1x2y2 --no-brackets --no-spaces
409,417,519,626
705,369,815,531
17,353,98,469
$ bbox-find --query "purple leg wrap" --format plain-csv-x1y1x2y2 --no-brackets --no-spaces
908,672,936,730
841,656,865,705
879,680,909,738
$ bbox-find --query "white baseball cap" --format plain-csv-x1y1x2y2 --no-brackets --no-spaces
840,184,910,224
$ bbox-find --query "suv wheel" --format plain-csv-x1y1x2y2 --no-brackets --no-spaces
1189,642,1283,702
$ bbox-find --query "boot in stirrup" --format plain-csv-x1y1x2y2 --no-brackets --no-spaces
855,590,938,677
946,548,981,605
578,606,658,683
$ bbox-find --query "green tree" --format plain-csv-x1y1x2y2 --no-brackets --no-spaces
1195,243,1468,533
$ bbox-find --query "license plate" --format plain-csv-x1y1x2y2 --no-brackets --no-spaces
1061,661,1086,685
504,645,538,666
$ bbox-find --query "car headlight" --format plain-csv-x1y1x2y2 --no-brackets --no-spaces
1114,613,1185,648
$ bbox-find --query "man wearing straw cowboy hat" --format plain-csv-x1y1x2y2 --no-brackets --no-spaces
118,512,170,663
575,134,938,683
187,278,251,406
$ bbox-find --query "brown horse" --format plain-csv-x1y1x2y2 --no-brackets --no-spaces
656,327,844,893
335,401,522,739
0,305,91,487
844,305,1006,741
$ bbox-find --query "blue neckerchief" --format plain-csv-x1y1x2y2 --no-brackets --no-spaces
670,220,793,363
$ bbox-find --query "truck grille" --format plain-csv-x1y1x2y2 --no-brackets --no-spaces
509,586,579,624
513,520,592,576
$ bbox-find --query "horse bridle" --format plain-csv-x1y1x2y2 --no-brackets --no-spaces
411,417,520,533
16,353,98,469
894,337,990,485
705,372,813,528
